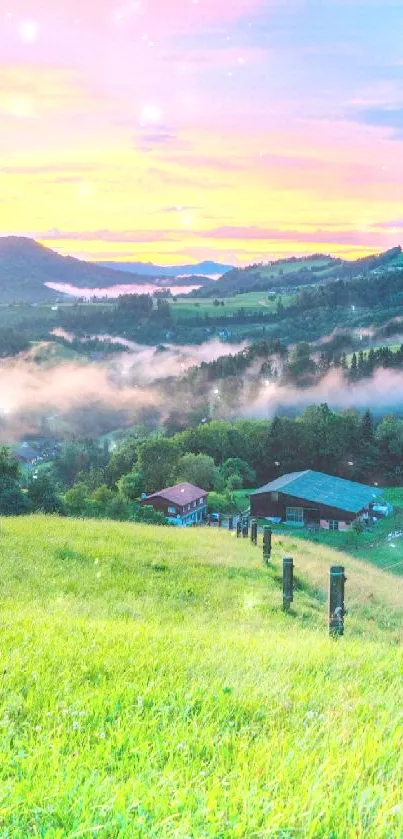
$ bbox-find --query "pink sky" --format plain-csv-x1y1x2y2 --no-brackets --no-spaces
0,0,402,264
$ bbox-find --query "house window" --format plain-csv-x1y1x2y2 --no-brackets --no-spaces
168,506,176,514
328,520,339,531
271,492,279,502
286,506,304,523
193,501,197,507
199,498,204,505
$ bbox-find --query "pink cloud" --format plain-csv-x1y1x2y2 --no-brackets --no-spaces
4,0,266,33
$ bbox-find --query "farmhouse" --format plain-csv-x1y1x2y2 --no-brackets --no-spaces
14,442,41,466
250,470,382,530
141,482,208,526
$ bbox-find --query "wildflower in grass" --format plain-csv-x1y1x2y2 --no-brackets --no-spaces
99,731,106,739
94,558,100,565
137,696,144,709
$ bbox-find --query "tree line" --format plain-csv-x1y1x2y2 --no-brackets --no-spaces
2,404,403,522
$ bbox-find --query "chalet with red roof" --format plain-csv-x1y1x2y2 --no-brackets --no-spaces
140,482,208,526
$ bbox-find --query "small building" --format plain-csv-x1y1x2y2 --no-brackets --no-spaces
141,482,208,526
14,442,41,466
250,470,382,531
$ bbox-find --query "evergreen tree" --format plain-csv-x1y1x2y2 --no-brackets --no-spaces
360,409,375,443
350,353,358,381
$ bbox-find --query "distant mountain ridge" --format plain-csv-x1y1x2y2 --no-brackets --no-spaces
96,260,234,278
0,237,159,303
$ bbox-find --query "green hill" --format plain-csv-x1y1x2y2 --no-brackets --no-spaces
200,246,403,297
0,516,401,837
0,237,155,303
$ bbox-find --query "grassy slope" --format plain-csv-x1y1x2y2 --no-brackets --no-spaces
276,508,403,574
0,516,401,838
171,291,291,320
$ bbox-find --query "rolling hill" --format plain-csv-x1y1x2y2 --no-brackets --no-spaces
197,246,403,297
0,514,401,837
0,237,157,303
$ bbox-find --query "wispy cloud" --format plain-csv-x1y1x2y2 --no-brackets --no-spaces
0,0,402,262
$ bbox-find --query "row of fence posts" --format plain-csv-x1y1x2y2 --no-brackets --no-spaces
234,516,346,637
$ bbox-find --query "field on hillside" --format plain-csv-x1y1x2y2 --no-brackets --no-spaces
279,507,403,574
0,516,401,838
171,291,291,319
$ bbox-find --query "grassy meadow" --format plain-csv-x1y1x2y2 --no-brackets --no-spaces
171,291,292,320
0,516,401,837
277,506,403,575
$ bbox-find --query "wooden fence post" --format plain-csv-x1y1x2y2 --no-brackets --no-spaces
242,517,249,538
250,520,258,545
236,520,242,538
263,526,272,564
283,556,294,611
228,516,234,531
329,565,346,637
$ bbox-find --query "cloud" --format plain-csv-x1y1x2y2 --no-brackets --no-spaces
350,106,403,138
37,229,178,243
198,226,400,247
0,66,97,119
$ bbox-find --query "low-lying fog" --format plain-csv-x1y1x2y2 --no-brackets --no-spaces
1,338,403,440
46,281,202,298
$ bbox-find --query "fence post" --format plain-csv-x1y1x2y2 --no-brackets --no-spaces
218,514,222,529
329,565,346,637
283,556,294,611
228,516,234,531
263,526,272,564
236,520,242,538
242,517,249,538
250,520,258,545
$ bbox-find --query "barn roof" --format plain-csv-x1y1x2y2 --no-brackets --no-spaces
251,470,381,514
14,443,39,462
145,482,207,506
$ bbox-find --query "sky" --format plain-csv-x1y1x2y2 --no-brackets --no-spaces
1,0,402,266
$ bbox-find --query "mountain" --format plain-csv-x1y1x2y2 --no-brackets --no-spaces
96,260,234,278
0,237,157,303
196,247,403,297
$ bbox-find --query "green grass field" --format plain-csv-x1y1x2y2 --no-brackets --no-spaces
0,516,401,837
172,291,293,320
275,508,403,575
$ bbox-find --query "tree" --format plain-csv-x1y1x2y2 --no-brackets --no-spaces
90,485,115,518
220,458,256,488
0,447,31,515
53,439,109,488
27,474,63,514
118,471,145,500
106,437,140,486
360,409,374,443
350,353,358,381
64,483,90,517
138,438,180,493
286,343,316,382
176,453,218,491
226,473,243,491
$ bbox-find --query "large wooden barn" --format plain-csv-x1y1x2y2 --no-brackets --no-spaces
250,470,382,531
